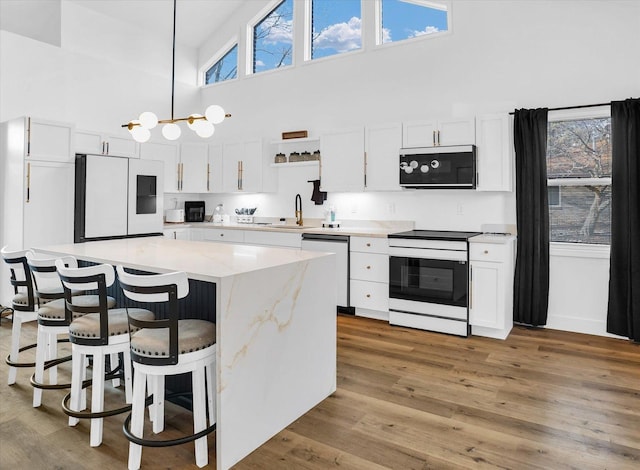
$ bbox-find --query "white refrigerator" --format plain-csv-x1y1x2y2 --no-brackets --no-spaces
75,154,164,242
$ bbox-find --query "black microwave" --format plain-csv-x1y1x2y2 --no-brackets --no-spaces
184,201,205,222
399,145,476,189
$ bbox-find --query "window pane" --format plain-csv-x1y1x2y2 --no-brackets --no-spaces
549,185,611,244
253,0,294,74
547,116,611,245
205,45,238,85
311,0,361,60
547,118,611,178
381,0,448,44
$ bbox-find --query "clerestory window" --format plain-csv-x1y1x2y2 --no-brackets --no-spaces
310,0,362,60
252,0,294,74
377,0,449,45
205,44,238,85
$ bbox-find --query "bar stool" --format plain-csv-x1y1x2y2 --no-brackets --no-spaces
56,261,155,447
27,252,117,408
1,246,38,385
117,265,216,470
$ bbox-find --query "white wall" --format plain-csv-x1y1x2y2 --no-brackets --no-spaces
0,0,201,134
193,0,638,338
1,0,637,338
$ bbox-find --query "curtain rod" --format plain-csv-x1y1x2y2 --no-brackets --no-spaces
509,102,610,115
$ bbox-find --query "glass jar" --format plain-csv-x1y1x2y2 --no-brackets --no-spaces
213,204,225,224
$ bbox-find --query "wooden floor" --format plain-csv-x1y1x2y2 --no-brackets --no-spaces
1,313,638,469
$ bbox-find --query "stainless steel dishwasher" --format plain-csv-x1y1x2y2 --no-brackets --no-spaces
301,233,353,314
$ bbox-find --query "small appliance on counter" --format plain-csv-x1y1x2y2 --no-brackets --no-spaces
166,209,184,223
184,201,205,222
235,207,257,224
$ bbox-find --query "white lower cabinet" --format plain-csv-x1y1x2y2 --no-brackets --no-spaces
349,236,389,320
243,230,301,248
469,237,516,339
163,228,190,240
201,228,244,243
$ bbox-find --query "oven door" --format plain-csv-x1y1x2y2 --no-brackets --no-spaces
389,255,468,307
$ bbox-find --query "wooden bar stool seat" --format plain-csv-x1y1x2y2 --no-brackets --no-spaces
117,266,216,470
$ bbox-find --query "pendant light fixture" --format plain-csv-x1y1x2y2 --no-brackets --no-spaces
122,0,229,143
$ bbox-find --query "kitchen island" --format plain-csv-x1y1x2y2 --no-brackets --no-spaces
36,236,337,470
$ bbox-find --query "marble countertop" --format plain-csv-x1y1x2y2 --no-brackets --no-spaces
35,237,333,282
164,220,413,238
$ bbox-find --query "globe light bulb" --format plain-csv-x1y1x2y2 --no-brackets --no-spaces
205,104,225,124
195,121,215,138
162,123,181,140
139,111,158,129
131,126,151,143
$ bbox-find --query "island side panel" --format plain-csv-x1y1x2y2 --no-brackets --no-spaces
216,254,336,470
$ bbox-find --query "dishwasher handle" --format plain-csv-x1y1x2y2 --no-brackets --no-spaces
302,234,350,243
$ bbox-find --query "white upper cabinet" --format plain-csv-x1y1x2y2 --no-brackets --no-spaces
320,127,365,192
365,123,402,191
402,117,475,148
75,129,138,158
207,143,224,193
179,142,209,193
475,113,513,192
24,117,74,162
140,141,180,193
222,140,265,193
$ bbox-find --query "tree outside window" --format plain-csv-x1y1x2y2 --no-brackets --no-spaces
205,45,238,85
253,0,294,73
547,117,611,244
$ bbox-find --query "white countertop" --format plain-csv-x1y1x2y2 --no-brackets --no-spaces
165,220,413,238
36,236,332,282
469,233,517,244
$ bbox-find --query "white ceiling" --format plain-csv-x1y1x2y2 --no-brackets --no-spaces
68,0,243,48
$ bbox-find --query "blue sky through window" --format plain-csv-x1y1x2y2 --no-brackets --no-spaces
205,44,238,85
381,0,448,44
311,0,362,60
253,0,294,73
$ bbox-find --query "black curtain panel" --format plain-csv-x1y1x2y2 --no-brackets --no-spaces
513,108,550,326
607,98,640,341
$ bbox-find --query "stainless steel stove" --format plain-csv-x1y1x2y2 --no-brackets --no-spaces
387,230,481,337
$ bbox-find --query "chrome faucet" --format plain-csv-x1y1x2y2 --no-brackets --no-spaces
295,193,303,226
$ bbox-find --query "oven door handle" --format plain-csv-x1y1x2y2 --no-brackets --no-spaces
389,246,467,262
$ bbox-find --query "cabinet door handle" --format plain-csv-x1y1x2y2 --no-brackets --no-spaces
484,250,489,254
469,266,473,310
364,151,367,188
176,164,180,190
432,130,436,146
181,163,184,191
366,242,371,247
237,161,243,191
173,231,177,239
366,265,371,270
207,163,210,191
366,294,371,298
26,162,31,203
220,233,224,237
27,117,31,157
437,130,441,146
106,141,110,154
